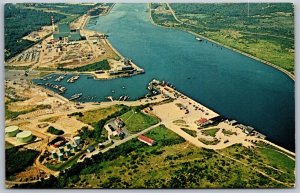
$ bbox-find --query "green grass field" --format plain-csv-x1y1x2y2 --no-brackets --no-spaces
120,110,160,133
75,105,124,125
201,128,220,137
199,138,220,145
181,128,197,137
58,60,111,71
218,144,295,185
222,129,237,136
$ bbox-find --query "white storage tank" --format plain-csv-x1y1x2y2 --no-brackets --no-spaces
74,136,81,145
16,130,32,143
5,126,19,137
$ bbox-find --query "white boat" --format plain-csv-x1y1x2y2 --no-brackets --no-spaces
69,93,82,101
195,37,202,41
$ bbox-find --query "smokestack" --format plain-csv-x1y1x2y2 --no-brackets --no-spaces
51,16,55,32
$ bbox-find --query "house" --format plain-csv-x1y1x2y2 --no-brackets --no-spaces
114,118,125,128
87,145,95,153
112,128,125,137
245,126,255,135
256,132,266,139
236,124,247,131
196,118,213,127
138,135,156,146
228,120,238,126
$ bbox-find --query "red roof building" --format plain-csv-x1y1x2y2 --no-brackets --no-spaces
138,135,156,146
196,118,212,126
197,118,208,123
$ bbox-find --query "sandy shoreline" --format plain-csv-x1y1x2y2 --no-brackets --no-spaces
148,3,295,81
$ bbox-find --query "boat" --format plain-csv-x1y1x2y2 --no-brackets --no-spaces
112,90,115,93
106,96,113,101
59,87,67,93
122,86,126,89
119,96,124,101
69,93,83,101
55,75,66,82
195,37,202,41
67,75,80,83
123,96,128,101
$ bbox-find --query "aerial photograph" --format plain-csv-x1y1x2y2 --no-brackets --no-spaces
4,1,295,189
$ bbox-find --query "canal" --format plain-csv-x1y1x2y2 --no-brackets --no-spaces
35,4,295,151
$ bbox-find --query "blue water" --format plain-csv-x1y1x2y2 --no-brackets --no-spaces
34,4,295,151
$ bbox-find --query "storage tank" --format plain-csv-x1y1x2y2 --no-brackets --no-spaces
51,150,58,159
16,131,32,143
5,126,19,137
58,153,64,161
74,136,81,145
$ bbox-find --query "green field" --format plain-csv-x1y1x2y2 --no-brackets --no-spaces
199,138,220,145
181,128,197,137
58,60,111,71
47,126,64,135
151,3,294,74
201,128,220,137
73,105,125,125
218,144,295,185
120,110,160,133
222,129,237,136
5,104,51,120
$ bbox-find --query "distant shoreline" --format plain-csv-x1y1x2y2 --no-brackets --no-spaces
148,4,295,81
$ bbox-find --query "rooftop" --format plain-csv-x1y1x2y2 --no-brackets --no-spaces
138,135,155,145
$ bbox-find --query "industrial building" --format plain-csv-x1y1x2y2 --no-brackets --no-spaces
5,125,19,137
53,24,82,42
138,135,156,146
16,130,33,143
